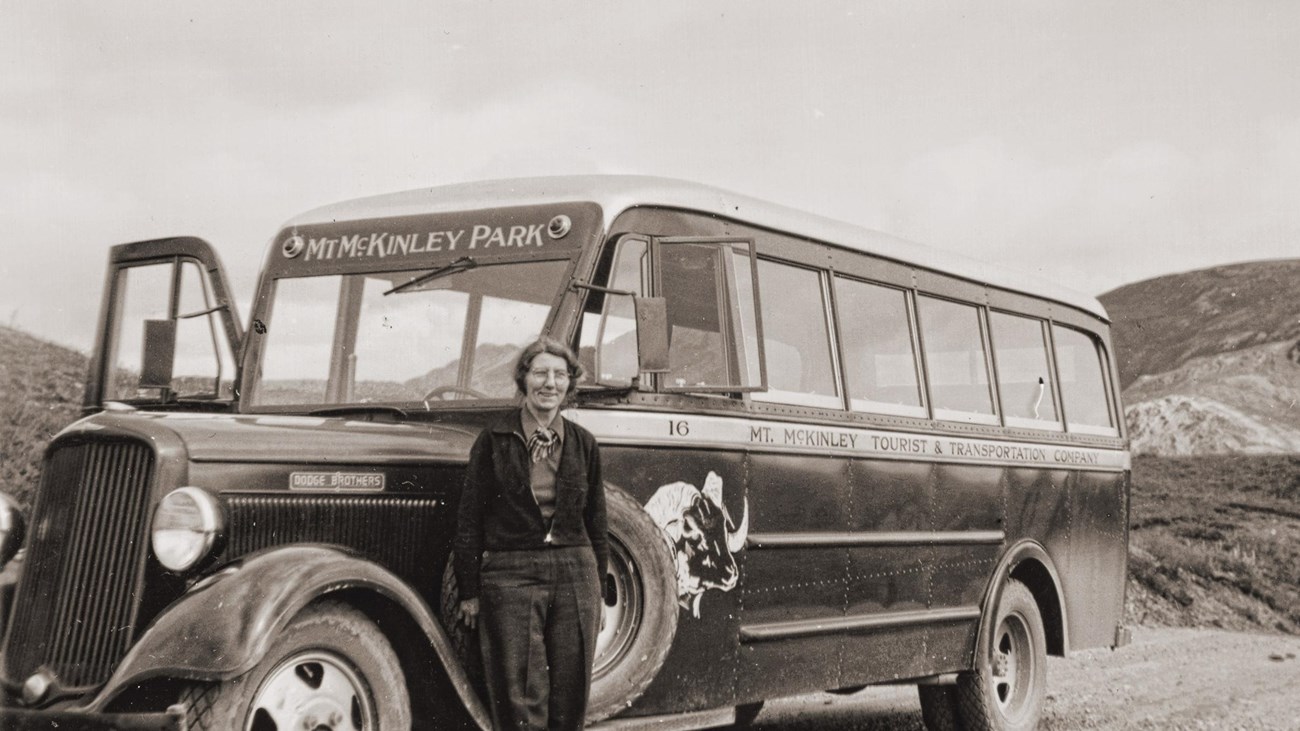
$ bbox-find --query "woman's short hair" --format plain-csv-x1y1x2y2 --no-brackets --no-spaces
513,337,585,398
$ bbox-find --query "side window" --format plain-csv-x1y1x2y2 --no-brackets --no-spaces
257,276,341,405
833,276,925,417
1052,324,1117,435
579,237,648,387
657,240,763,392
106,259,235,401
752,259,841,408
990,311,1061,430
917,295,997,424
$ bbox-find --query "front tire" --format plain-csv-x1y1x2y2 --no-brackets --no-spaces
181,599,410,730
587,485,679,721
954,579,1047,731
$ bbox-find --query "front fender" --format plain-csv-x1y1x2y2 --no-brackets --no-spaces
89,545,488,728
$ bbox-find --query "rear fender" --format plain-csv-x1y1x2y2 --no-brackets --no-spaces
89,545,488,728
975,540,1069,664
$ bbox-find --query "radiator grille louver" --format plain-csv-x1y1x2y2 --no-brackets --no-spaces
2,440,154,688
224,495,443,587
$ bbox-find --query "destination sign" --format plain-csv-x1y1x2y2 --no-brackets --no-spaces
268,202,600,276
283,223,554,262
289,471,386,491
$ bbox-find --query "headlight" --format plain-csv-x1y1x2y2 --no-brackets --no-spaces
151,487,223,573
0,493,24,568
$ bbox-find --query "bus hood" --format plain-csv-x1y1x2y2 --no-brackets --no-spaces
59,410,483,465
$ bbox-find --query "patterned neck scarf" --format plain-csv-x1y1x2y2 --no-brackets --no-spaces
527,427,558,463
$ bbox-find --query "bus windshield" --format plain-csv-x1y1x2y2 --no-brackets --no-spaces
249,258,570,407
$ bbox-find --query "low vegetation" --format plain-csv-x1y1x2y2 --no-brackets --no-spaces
1127,455,1300,634
0,326,86,507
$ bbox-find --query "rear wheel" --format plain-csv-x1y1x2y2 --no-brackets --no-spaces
953,579,1047,731
181,600,409,730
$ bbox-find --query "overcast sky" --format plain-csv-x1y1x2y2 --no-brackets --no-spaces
3,1,1298,352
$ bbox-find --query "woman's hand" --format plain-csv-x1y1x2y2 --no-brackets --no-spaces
458,598,480,630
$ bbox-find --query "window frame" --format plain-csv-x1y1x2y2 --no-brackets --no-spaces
830,273,928,419
651,236,768,395
1049,322,1121,437
750,256,844,410
915,293,1001,426
988,309,1065,432
582,234,652,389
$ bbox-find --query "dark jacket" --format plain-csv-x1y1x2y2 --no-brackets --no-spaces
453,409,608,600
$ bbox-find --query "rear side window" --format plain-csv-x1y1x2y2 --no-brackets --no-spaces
834,277,925,417
990,312,1061,430
917,296,997,424
1052,325,1116,435
752,259,841,408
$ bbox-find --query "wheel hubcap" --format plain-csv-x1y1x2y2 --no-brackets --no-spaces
247,651,374,731
991,612,1033,718
594,537,641,679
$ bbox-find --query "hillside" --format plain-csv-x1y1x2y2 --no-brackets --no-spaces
1101,259,1300,455
0,325,86,506
1100,258,1300,389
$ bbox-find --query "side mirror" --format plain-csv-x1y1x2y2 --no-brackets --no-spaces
633,296,669,374
139,319,177,389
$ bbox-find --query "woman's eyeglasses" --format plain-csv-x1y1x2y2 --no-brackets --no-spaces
528,369,571,382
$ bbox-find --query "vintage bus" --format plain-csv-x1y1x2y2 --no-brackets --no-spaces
0,176,1129,731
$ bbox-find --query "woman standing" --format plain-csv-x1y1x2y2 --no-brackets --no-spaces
454,338,608,731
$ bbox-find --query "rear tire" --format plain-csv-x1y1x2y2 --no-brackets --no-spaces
440,484,678,724
953,579,1047,731
181,599,410,730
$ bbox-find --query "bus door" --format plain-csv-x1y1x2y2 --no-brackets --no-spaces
579,234,764,712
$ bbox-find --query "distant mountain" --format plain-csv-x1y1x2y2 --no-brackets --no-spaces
1101,260,1300,455
401,341,521,399
1102,259,1300,389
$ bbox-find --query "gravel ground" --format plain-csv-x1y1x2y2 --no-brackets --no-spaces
743,627,1300,730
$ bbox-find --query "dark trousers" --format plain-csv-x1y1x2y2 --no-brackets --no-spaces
479,546,602,731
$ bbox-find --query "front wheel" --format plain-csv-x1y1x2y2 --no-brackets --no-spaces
181,600,410,730
587,485,679,721
953,578,1047,731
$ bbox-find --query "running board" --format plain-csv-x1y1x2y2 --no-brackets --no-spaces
589,707,736,731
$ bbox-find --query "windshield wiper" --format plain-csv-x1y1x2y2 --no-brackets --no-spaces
384,256,477,296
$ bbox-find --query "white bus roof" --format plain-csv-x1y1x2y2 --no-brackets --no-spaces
285,175,1108,322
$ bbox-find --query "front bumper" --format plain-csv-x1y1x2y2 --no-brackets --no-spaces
0,707,183,730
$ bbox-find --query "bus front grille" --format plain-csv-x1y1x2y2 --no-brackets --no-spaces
2,440,154,689
224,494,444,589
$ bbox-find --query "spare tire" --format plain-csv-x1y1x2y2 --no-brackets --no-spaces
440,483,678,723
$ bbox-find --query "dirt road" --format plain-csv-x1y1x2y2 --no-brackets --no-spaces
746,627,1300,730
